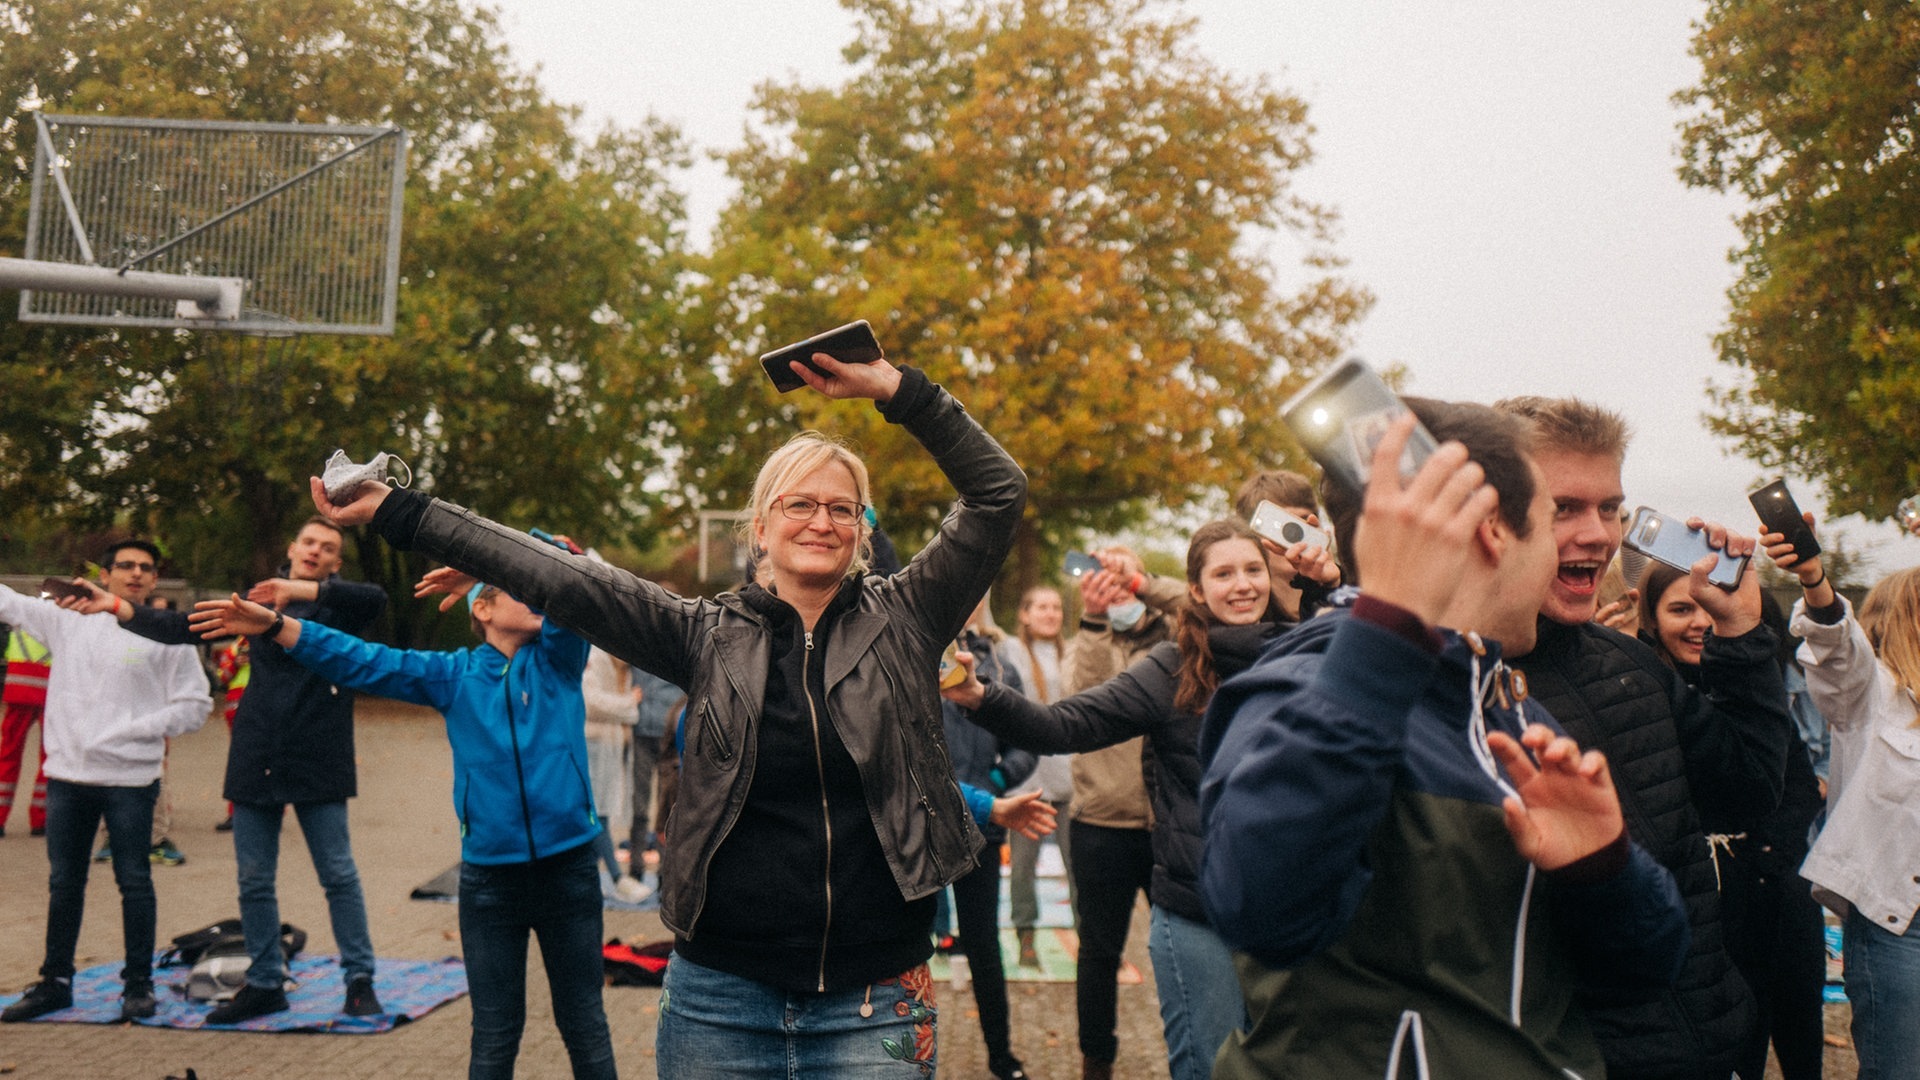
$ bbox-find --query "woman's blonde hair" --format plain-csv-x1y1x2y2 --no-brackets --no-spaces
1859,567,1920,710
741,431,874,578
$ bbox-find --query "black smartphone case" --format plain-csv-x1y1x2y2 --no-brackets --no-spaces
758,321,884,393
1749,483,1822,560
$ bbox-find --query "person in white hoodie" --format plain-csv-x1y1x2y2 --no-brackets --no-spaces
0,540,212,1024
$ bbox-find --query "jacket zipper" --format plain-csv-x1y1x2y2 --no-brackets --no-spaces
881,664,946,881
701,701,734,763
502,657,539,860
804,629,835,992
681,636,763,940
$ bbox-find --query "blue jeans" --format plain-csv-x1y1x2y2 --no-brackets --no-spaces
459,841,616,1080
1845,906,1920,1080
657,954,938,1078
42,778,158,985
1148,906,1247,1080
232,800,374,990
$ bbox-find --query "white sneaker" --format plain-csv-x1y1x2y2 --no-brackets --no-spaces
613,875,653,904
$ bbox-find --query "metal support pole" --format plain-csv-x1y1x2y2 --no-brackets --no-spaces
0,258,245,320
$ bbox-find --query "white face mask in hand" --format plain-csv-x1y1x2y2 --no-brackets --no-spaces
1108,598,1147,632
321,450,412,506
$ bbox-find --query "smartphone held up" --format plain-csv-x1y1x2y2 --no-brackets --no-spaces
1248,501,1328,551
1747,479,1820,563
759,320,885,393
1281,358,1438,495
1063,551,1103,579
1622,507,1749,589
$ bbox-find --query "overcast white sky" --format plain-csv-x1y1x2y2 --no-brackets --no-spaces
487,0,1920,576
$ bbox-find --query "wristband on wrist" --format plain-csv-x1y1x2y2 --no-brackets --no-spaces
1803,569,1826,591
266,612,286,641
110,595,122,617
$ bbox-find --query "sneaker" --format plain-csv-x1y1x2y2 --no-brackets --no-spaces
613,875,653,904
121,979,156,1021
214,815,234,833
206,984,289,1025
149,838,185,866
343,975,382,1017
1,979,73,1022
93,843,111,862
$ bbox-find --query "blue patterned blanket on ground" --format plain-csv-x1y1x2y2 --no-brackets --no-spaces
0,954,467,1033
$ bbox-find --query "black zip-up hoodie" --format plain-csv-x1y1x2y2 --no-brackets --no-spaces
674,580,935,992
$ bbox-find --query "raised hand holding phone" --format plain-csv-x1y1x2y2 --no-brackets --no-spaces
1350,413,1499,628
759,321,899,402
1761,510,1836,609
1680,516,1762,637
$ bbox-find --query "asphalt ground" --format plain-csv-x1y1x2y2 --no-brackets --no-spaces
0,696,1858,1079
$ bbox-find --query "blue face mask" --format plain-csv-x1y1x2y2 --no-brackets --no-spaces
1108,598,1147,632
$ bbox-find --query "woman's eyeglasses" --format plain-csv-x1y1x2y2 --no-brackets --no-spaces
773,497,864,528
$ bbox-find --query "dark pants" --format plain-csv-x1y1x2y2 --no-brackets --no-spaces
652,727,681,883
1069,819,1154,1063
43,778,159,986
627,731,661,854
952,849,1017,1070
458,841,616,1080
1724,858,1828,1080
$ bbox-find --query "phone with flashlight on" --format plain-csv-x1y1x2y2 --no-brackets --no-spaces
1280,358,1438,495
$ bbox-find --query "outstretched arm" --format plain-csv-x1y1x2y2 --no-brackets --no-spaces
190,594,301,649
192,594,456,709
988,789,1058,840
53,578,207,645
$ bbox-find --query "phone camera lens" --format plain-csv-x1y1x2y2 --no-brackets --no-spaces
1282,522,1304,543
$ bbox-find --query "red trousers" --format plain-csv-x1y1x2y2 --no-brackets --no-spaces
0,702,47,832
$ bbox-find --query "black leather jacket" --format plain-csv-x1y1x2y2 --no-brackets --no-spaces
376,367,1026,940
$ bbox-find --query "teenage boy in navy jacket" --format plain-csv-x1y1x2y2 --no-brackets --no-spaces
1200,402,1690,1079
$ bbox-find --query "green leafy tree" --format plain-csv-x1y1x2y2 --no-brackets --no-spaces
688,0,1369,593
1677,0,1920,520
0,0,692,643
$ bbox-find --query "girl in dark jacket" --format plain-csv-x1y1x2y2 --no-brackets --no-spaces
1638,562,1827,1080
942,519,1274,1080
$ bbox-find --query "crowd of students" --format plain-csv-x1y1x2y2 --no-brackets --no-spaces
0,347,1913,1080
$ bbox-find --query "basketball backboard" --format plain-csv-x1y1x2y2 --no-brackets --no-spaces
5,112,407,335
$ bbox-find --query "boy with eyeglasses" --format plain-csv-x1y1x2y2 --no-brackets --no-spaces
0,540,212,1023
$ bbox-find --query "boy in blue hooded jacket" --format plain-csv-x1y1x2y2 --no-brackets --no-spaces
191,574,616,1080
